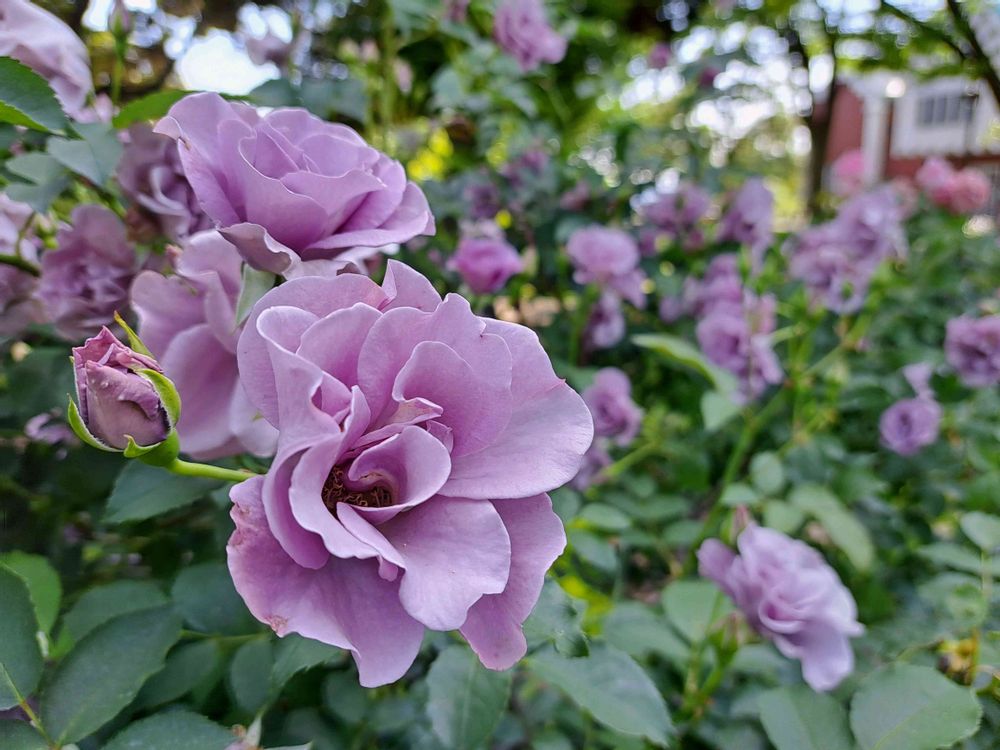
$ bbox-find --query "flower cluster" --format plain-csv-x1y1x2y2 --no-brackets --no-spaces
916,157,991,215
641,181,711,252
493,0,567,73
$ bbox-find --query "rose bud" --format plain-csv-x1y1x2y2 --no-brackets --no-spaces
68,326,179,457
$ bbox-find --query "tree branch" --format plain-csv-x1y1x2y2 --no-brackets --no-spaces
945,0,1000,110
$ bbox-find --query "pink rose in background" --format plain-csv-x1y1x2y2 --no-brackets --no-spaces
567,225,646,307
830,149,866,197
582,368,643,447
449,235,524,294
131,231,278,459
915,157,953,194
648,43,671,70
117,124,213,242
699,524,864,691
0,0,93,118
918,158,991,214
494,0,567,73
154,93,435,275
36,206,137,341
228,261,593,686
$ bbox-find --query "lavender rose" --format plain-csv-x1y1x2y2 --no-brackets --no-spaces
131,231,278,459
717,178,774,266
830,149,866,197
699,524,864,691
0,0,93,118
0,194,44,336
570,441,612,491
36,205,137,340
493,0,567,73
228,260,593,686
880,398,941,456
449,236,524,294
945,315,1000,388
582,368,643,447
585,291,626,350
71,327,170,450
154,93,435,275
117,124,212,242
643,182,711,247
567,225,646,307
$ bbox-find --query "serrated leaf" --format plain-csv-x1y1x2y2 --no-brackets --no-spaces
0,566,43,710
137,640,222,709
271,634,343,688
662,579,731,645
849,664,982,750
172,562,256,636
789,484,874,571
322,671,369,725
4,152,68,211
112,89,194,128
106,461,221,522
102,710,234,750
229,638,274,714
0,552,60,635
529,645,672,746
758,686,854,750
0,56,67,133
62,580,167,644
522,580,586,655
426,645,512,750
47,122,123,185
603,602,688,664
41,605,183,744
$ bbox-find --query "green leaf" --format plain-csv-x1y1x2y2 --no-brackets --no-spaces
112,89,193,129
4,152,68,211
426,645,512,750
763,500,805,534
47,122,123,185
701,390,740,431
0,56,67,133
758,686,854,750
789,484,874,571
603,602,688,664
849,664,982,750
172,562,257,636
959,512,1000,553
229,638,274,714
137,641,222,709
41,605,183,745
749,452,785,496
568,528,617,572
236,266,276,325
62,580,167,644
529,645,672,746
106,461,221,523
0,721,48,750
271,634,343,688
578,503,632,531
0,552,60,634
522,580,586,655
720,482,759,508
102,710,235,750
0,566,43,710
917,543,1000,576
633,333,739,394
662,580,730,644
322,671,369,725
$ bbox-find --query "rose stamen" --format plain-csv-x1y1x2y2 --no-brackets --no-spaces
321,465,393,511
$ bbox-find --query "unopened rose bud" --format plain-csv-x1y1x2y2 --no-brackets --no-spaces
110,0,132,35
69,327,177,454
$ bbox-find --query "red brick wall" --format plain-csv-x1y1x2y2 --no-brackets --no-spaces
824,84,864,165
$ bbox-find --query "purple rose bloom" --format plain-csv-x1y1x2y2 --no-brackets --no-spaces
228,261,593,686
696,294,782,403
682,254,744,319
659,294,684,323
699,524,864,691
493,0,567,73
72,327,170,450
880,398,940,456
642,182,711,249
945,315,1000,388
464,178,502,220
0,193,33,256
449,236,524,294
154,93,435,275
117,124,212,242
570,441,612,490
0,194,44,336
559,180,591,212
131,232,278,460
787,236,870,315
717,178,774,267
245,29,293,67
585,291,626,350
836,187,906,265
36,205,137,341
567,226,646,307
648,42,671,70
0,0,93,118
582,368,643,447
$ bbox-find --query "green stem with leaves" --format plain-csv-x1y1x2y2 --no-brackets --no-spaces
165,459,256,484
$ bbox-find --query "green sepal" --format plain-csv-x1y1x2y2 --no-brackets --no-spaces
130,431,180,467
66,396,117,452
113,311,154,357
139,368,181,426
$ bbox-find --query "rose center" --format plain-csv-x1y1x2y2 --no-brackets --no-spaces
321,465,393,511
